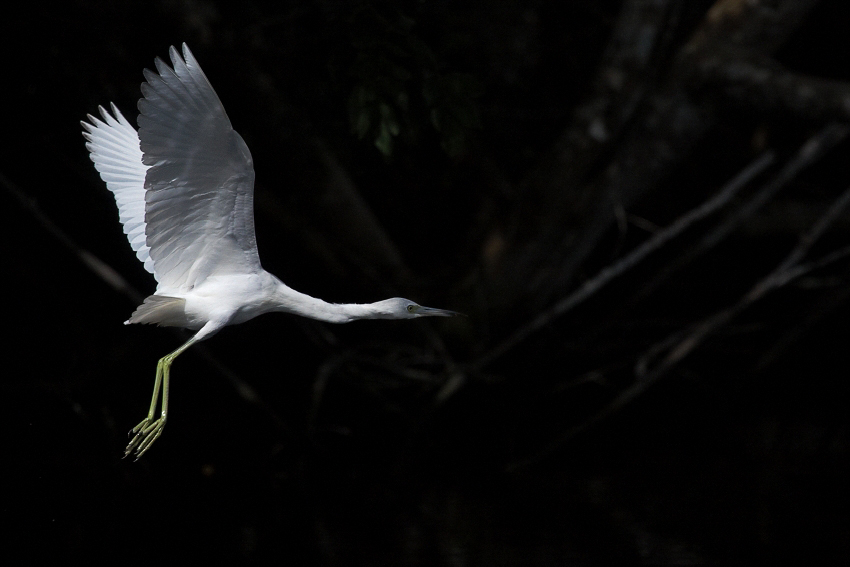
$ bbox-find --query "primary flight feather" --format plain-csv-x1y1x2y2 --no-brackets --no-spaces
82,44,457,459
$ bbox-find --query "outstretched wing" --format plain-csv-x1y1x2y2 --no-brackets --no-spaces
82,104,155,275
138,43,261,293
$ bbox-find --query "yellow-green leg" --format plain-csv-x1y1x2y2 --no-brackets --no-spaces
125,337,196,460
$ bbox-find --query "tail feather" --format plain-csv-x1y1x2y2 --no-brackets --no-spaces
126,295,187,327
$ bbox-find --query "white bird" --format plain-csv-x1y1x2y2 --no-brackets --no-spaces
82,44,457,459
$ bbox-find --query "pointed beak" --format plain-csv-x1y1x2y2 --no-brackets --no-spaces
417,306,462,317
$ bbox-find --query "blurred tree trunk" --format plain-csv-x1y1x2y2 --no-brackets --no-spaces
483,0,822,324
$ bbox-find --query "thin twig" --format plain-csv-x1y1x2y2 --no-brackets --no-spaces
0,170,142,304
754,249,850,372
635,183,850,410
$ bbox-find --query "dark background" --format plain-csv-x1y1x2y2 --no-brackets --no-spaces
3,0,850,564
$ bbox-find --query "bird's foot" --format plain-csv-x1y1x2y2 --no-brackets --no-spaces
124,417,166,460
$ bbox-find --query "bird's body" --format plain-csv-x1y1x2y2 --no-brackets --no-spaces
130,272,426,334
82,44,456,459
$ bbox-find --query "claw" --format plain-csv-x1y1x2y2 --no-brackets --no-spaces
124,417,166,459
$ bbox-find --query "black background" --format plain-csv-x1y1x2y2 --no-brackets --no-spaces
3,1,850,564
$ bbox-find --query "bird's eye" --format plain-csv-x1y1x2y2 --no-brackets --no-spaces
407,304,417,313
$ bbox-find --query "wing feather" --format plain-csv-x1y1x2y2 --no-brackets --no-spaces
138,44,261,293
82,104,155,275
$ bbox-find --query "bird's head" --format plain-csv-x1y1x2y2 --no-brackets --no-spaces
374,297,461,320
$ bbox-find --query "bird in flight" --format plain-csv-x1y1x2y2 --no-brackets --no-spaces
82,44,458,459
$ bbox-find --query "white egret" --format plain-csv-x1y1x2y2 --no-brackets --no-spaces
82,44,457,459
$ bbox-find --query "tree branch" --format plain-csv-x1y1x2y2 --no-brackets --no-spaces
633,122,849,302
509,180,850,470
487,0,822,321
692,53,850,123
476,149,775,369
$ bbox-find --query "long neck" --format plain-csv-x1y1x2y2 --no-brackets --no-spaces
271,280,387,323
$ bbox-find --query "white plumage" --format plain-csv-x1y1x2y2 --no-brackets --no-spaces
83,103,153,274
82,44,457,459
